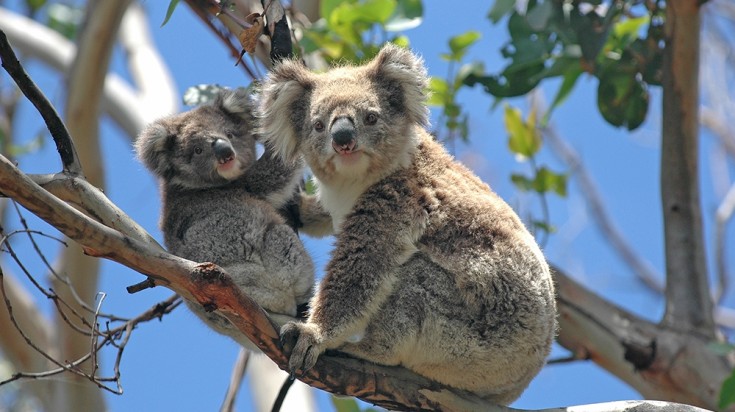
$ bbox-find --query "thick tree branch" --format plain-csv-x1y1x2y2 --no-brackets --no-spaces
660,0,714,337
554,266,732,410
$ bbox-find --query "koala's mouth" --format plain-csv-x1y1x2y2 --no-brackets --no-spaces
216,156,243,180
331,140,359,156
218,154,235,166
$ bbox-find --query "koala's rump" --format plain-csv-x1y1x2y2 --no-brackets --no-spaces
336,253,548,403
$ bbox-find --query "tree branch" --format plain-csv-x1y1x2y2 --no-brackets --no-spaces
553,266,732,410
0,30,80,174
543,125,663,292
659,0,714,337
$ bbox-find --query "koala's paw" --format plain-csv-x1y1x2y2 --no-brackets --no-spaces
280,321,324,375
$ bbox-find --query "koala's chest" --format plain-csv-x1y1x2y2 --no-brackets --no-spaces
317,180,368,232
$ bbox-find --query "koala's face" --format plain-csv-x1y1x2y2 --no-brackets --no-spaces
258,44,429,184
136,89,257,189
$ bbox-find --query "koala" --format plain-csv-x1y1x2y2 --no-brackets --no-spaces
135,89,315,349
257,44,557,404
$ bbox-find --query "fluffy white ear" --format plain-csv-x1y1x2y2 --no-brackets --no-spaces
257,60,314,162
217,88,252,117
368,43,430,127
135,121,175,179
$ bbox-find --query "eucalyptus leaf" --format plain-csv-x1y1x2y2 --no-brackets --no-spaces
719,370,735,410
504,105,541,158
161,0,180,27
385,0,423,31
448,31,481,61
488,0,516,24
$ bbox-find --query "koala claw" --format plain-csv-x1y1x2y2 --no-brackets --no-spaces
280,321,323,374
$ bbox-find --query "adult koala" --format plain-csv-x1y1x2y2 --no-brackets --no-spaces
257,44,557,404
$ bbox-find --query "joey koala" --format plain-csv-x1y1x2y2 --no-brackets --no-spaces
135,89,314,349
257,45,557,404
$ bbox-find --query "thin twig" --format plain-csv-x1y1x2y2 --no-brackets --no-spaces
714,183,735,305
542,126,664,292
0,30,81,174
220,348,250,412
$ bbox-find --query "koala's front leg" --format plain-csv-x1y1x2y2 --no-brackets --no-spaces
281,178,427,373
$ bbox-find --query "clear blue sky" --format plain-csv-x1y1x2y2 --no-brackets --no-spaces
3,1,733,411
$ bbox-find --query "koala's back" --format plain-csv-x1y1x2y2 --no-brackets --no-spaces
161,184,278,264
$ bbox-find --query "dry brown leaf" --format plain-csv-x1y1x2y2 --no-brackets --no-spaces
239,12,263,55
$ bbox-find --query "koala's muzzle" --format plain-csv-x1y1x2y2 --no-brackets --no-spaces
212,138,235,164
331,117,357,154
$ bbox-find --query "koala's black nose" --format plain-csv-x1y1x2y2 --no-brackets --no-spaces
330,117,356,146
212,138,235,161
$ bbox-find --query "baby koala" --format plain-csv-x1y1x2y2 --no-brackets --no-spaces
258,45,557,404
135,88,314,349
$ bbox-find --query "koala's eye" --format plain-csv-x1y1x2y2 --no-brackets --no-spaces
225,132,235,140
313,120,325,132
194,146,203,155
365,113,378,125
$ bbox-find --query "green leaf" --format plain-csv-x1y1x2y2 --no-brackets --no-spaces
357,0,396,25
719,369,735,410
488,0,516,24
25,0,46,13
533,220,557,234
9,129,46,157
331,396,361,412
533,167,567,196
390,35,411,48
427,77,449,107
447,31,481,61
182,84,226,107
321,0,354,21
511,173,534,191
543,64,583,124
304,176,318,195
707,342,735,356
47,3,84,39
161,0,180,27
466,61,545,98
526,1,553,31
504,105,541,158
613,15,649,39
385,0,423,31
597,69,649,130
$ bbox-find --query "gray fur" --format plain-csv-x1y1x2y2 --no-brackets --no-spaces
135,89,314,349
258,44,557,404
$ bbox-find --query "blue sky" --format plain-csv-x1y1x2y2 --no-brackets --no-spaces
2,1,733,411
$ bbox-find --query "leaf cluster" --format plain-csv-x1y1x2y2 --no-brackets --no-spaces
469,0,664,130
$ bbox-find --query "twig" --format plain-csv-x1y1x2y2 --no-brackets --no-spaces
542,126,664,292
220,348,250,412
0,30,81,174
271,374,295,412
714,183,735,305
183,0,258,78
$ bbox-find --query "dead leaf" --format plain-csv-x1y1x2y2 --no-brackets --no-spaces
239,12,263,55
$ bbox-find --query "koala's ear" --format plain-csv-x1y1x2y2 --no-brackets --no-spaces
368,43,430,127
135,121,176,179
257,60,314,162
215,88,254,125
